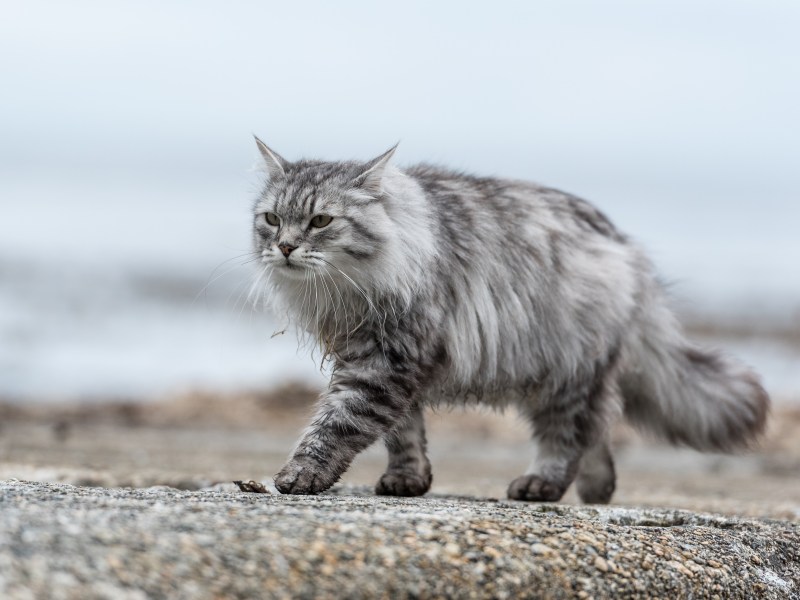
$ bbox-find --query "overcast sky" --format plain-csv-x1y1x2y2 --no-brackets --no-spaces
1,0,798,300
1,1,797,176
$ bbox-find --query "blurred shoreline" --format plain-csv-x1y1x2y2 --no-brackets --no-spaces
1,317,798,405
2,247,799,404
2,312,798,405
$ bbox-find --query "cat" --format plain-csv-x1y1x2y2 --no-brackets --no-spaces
251,137,769,503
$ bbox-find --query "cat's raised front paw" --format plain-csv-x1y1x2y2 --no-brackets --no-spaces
274,458,336,495
375,471,432,497
507,474,566,502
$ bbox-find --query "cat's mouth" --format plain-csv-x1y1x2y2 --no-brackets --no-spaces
282,258,315,270
274,258,314,278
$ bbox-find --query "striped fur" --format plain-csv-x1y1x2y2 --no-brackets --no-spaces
251,139,769,502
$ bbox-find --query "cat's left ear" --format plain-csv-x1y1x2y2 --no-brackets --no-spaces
254,135,290,180
353,143,398,195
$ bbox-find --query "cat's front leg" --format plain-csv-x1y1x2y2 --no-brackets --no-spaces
275,371,412,495
376,403,432,497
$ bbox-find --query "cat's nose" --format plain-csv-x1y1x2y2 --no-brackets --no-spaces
278,243,297,258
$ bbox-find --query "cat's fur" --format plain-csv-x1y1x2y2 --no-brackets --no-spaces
251,138,769,503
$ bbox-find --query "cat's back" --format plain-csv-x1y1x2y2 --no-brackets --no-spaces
405,163,624,244
406,163,543,211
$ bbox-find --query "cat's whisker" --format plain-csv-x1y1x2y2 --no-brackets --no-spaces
232,276,252,314
318,258,390,362
311,270,328,366
320,265,351,351
192,252,261,308
240,266,269,320
318,258,383,325
321,263,348,329
229,266,264,316
316,266,338,344
301,269,318,350
226,271,258,329
297,268,311,336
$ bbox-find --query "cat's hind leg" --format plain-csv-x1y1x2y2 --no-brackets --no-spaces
506,417,583,503
375,404,432,497
508,358,618,503
575,436,616,504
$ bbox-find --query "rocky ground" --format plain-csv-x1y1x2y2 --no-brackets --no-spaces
1,385,799,598
1,481,797,599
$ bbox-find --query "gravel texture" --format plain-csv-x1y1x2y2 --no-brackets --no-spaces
1,480,797,599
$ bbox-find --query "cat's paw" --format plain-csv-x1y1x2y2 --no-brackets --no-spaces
274,458,336,495
375,471,432,497
507,474,566,502
576,479,615,504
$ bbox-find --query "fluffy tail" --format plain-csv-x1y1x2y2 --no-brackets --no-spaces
619,297,769,452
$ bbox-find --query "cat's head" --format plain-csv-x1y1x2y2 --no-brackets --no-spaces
252,139,436,324
252,138,405,289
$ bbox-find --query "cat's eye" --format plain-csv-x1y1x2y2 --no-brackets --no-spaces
310,215,333,228
264,212,280,226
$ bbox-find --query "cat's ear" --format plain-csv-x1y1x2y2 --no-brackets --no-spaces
353,143,398,195
254,135,289,179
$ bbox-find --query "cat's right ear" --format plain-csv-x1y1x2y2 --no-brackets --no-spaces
254,136,289,179
352,143,398,196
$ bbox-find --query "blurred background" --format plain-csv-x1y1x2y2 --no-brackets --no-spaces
1,0,798,405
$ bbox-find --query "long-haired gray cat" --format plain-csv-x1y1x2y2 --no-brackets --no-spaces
252,138,768,503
